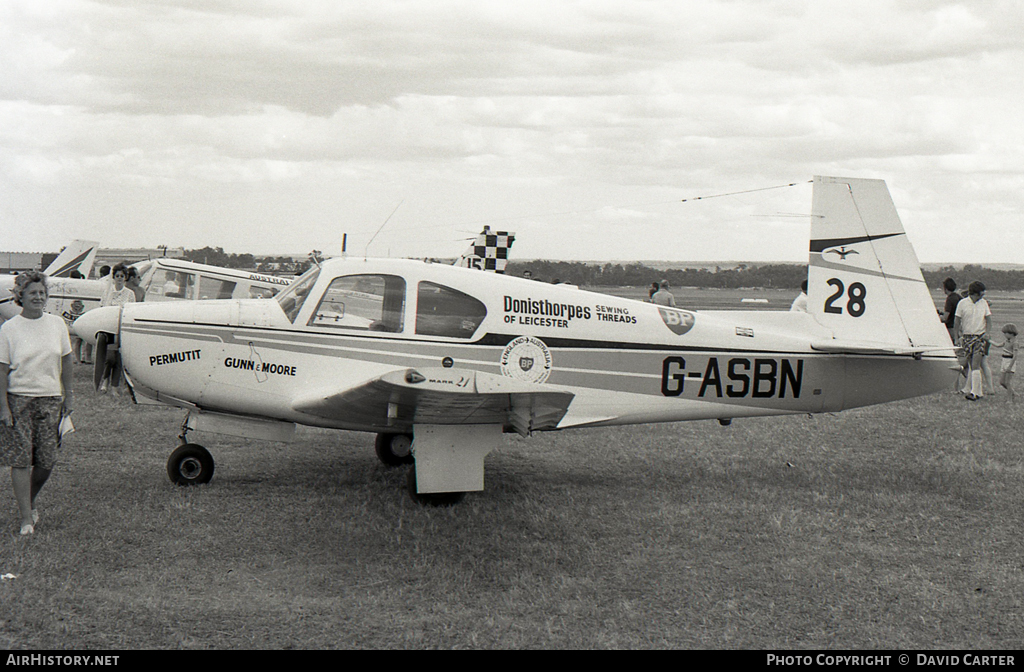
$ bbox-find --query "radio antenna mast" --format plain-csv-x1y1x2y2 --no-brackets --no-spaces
365,201,404,258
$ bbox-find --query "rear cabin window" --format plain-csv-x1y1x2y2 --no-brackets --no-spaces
309,274,406,333
147,269,195,301
197,276,237,300
248,285,280,299
415,281,487,338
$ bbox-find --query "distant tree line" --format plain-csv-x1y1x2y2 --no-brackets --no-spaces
177,248,1024,290
920,265,1024,293
181,247,311,275
506,260,1024,291
506,261,808,289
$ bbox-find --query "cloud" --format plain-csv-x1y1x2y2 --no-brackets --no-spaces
0,1,1022,263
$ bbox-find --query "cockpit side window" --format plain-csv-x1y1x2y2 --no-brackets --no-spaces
276,266,320,323
308,274,406,333
415,281,487,338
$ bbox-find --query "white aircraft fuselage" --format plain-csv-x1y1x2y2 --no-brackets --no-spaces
72,177,958,502
107,263,947,428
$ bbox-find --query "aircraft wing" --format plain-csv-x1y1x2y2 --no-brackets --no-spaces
291,367,574,435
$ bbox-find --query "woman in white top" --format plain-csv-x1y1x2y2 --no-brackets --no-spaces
97,263,135,393
0,271,73,535
102,263,137,308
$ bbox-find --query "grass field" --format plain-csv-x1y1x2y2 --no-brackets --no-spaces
1,291,1023,650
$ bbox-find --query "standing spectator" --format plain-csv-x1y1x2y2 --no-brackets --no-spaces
97,264,135,394
0,271,73,536
939,278,966,391
125,266,145,302
790,280,809,312
954,281,992,401
992,323,1018,403
652,280,676,307
102,264,136,309
96,265,112,303
939,277,962,339
648,282,660,301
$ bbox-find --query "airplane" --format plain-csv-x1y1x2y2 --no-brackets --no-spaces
3,229,509,325
1,240,97,322
1,256,293,324
73,176,957,505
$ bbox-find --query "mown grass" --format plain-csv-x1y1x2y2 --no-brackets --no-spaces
1,359,1021,650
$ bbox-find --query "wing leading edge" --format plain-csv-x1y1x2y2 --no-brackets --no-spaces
291,367,574,436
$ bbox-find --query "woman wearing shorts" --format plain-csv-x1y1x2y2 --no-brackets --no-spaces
0,271,73,536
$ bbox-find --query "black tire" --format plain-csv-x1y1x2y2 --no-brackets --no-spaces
167,443,215,486
405,468,465,506
375,433,414,467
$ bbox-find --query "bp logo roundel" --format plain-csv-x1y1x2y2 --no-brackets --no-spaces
500,336,552,384
658,307,696,336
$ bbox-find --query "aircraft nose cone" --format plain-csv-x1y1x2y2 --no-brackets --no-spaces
73,306,121,346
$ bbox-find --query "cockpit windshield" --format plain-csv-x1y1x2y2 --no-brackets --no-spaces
276,266,320,323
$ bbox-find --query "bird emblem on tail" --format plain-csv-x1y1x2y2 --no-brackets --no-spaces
825,246,859,260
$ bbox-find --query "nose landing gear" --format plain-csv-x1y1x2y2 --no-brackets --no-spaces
167,416,214,486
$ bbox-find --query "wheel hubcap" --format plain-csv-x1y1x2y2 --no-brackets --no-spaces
392,435,413,458
179,457,203,479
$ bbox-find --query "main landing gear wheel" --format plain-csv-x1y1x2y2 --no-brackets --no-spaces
375,433,414,467
167,443,215,486
405,468,465,507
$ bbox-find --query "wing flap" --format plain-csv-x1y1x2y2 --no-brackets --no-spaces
291,367,574,434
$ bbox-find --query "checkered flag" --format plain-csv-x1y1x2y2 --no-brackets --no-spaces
455,227,515,273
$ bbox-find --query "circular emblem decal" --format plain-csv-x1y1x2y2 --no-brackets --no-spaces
500,336,552,384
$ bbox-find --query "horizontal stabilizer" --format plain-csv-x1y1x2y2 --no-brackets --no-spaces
810,339,955,357
292,367,573,435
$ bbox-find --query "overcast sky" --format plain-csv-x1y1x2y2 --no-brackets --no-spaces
2,0,1022,263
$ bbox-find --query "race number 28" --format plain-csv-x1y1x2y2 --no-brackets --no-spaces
824,278,866,317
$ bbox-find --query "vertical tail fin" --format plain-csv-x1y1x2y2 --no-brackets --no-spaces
807,177,948,348
43,240,99,278
454,226,515,273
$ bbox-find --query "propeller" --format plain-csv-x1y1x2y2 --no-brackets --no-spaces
93,332,109,390
70,306,123,391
